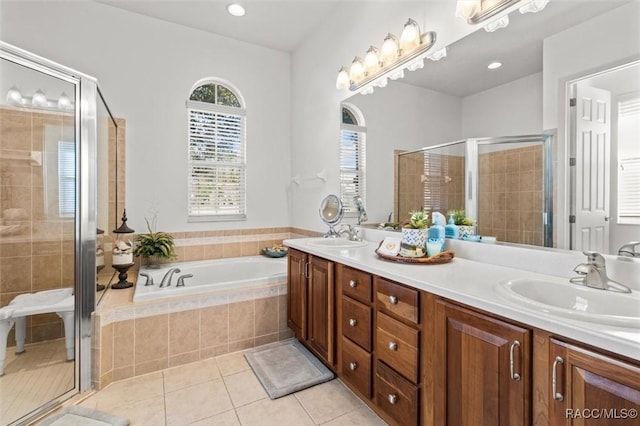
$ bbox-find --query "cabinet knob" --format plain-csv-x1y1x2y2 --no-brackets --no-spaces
349,280,357,288
349,318,357,327
388,394,398,405
349,362,357,371
388,341,398,351
389,295,398,305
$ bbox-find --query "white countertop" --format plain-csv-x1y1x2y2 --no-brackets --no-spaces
284,237,640,362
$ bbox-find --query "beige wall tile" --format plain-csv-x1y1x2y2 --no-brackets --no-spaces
32,254,62,290
255,297,277,336
169,310,200,356
255,333,278,347
241,241,258,256
1,257,32,293
277,294,287,331
169,350,200,367
228,338,254,353
113,319,134,369
229,301,254,341
100,323,114,376
200,304,229,348
223,243,242,258
204,244,223,259
112,365,134,382
134,358,168,376
201,344,229,360
134,314,168,363
184,245,205,262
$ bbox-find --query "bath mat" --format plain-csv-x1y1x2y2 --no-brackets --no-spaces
37,405,129,426
244,339,334,399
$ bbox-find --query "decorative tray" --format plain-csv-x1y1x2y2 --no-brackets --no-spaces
375,241,454,264
262,247,288,258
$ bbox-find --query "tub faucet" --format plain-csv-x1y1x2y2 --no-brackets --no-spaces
176,274,193,287
139,272,154,286
570,251,631,293
618,241,640,257
159,268,181,288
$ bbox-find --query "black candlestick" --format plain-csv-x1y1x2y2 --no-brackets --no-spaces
111,263,135,289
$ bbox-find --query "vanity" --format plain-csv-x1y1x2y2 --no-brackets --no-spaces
284,237,640,426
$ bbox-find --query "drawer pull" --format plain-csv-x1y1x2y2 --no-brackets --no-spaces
349,362,357,371
388,394,398,405
509,340,521,381
349,279,357,288
552,356,564,401
389,295,398,305
349,318,357,327
388,341,398,351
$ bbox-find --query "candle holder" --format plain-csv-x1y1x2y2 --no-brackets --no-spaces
111,210,135,290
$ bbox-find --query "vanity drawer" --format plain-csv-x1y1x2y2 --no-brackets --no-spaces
375,312,419,384
375,360,418,426
341,266,372,303
341,337,372,399
342,296,372,351
376,277,419,324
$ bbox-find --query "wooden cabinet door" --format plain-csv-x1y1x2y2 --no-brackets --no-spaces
434,301,531,426
549,339,640,425
287,248,307,340
307,256,334,365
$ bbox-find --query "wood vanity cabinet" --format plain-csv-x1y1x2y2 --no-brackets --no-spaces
287,248,335,366
430,300,532,426
546,338,640,425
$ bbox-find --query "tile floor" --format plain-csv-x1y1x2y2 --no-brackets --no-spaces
78,348,387,426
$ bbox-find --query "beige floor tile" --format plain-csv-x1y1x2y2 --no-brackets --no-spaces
188,409,240,425
93,372,164,410
223,369,268,408
294,380,364,424
321,405,388,425
215,351,250,376
106,395,166,426
165,378,233,426
235,395,314,426
163,358,221,392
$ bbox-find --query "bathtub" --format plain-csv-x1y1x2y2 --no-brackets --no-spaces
133,256,288,303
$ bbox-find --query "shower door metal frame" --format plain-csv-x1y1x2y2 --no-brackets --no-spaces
0,41,97,421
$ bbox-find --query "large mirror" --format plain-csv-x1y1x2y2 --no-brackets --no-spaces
344,0,640,255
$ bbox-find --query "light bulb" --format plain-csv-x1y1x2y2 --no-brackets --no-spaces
57,92,72,109
227,3,245,17
428,47,448,61
380,33,399,66
455,0,481,20
484,15,509,32
32,90,48,107
364,46,380,76
6,86,22,105
519,0,550,14
349,57,365,84
400,18,421,54
336,67,350,90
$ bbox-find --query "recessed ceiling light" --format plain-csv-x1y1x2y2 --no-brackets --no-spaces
227,3,245,17
488,61,503,70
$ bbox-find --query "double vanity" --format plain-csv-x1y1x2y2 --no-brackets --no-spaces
284,236,640,425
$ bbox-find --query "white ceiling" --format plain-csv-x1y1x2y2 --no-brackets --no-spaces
95,0,342,52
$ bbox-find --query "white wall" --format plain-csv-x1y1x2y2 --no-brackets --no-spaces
290,2,478,232
0,1,291,232
461,72,542,138
346,82,462,222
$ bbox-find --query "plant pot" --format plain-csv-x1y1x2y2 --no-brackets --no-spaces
146,254,163,268
458,225,476,239
400,228,427,257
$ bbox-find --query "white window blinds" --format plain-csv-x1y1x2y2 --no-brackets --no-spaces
58,141,75,217
340,123,366,214
187,102,246,220
423,151,447,212
619,157,640,223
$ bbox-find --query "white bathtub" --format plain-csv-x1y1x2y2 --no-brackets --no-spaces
133,256,287,303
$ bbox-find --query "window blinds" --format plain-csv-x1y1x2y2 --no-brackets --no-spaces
58,141,75,217
188,106,246,220
423,151,446,212
340,124,366,213
619,157,640,222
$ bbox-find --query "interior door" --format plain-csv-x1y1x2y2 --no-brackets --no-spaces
573,83,611,253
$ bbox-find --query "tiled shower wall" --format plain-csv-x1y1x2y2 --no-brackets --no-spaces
477,145,544,245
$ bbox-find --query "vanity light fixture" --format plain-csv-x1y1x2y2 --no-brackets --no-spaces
6,86,22,104
488,61,503,69
227,3,245,17
455,0,550,31
31,89,48,107
336,18,437,93
57,92,72,110
5,86,75,111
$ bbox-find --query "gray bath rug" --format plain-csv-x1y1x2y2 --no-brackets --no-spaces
37,405,129,426
244,339,334,399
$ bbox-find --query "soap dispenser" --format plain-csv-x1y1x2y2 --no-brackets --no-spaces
428,212,446,240
445,214,459,239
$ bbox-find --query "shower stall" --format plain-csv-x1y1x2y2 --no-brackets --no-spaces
0,42,108,424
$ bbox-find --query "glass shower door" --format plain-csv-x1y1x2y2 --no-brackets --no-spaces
0,55,78,425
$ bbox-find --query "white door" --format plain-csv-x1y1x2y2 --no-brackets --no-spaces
573,83,611,253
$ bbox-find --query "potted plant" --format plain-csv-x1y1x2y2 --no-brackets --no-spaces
400,210,430,257
133,218,177,267
449,210,476,238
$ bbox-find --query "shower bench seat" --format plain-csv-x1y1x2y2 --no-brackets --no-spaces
0,288,74,376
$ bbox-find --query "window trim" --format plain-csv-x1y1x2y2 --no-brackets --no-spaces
340,104,367,216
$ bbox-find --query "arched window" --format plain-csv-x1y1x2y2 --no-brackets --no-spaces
187,79,246,221
340,104,366,214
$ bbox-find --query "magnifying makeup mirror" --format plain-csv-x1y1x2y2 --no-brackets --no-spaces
319,194,344,237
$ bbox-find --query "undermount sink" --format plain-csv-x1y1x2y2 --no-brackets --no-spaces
496,278,640,328
306,237,368,248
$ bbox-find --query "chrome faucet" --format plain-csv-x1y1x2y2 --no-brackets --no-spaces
618,241,640,257
338,224,362,241
570,251,631,293
176,274,193,287
159,267,181,288
139,272,154,286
